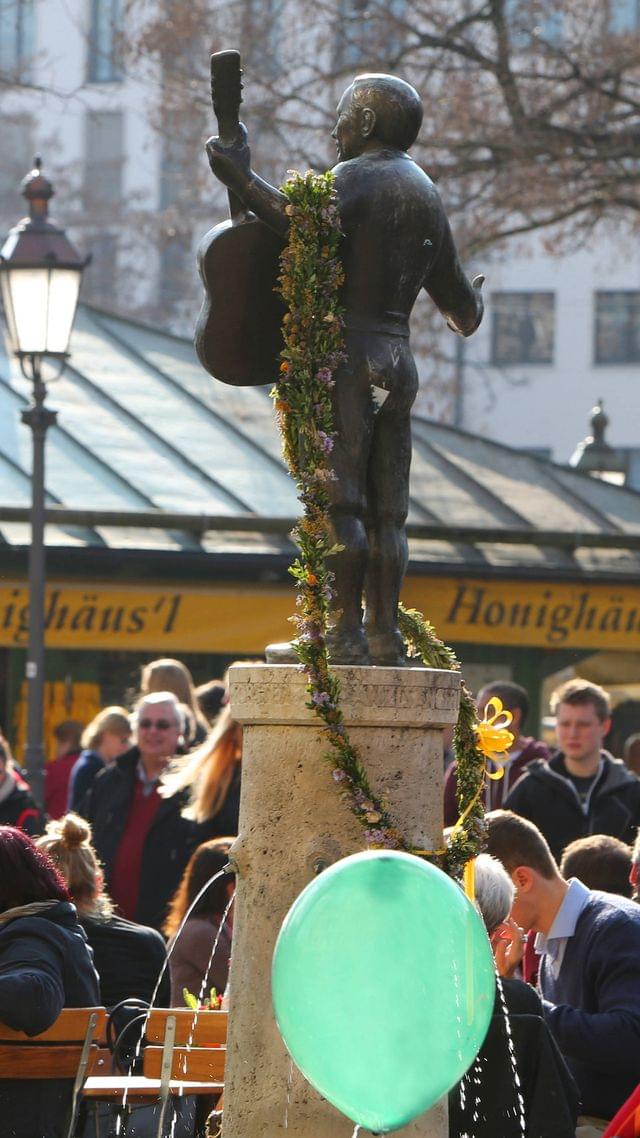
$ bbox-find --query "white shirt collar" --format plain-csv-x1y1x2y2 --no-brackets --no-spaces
534,877,590,957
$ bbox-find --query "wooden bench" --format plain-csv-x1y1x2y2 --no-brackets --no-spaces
0,1007,107,1138
83,1008,227,1137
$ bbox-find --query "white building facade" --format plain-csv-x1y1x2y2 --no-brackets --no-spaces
1,0,639,476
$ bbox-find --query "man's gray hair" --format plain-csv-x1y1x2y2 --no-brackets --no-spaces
474,853,515,933
131,691,185,735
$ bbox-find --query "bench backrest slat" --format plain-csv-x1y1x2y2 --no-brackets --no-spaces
0,1008,106,1043
0,1043,97,1078
143,1045,226,1083
145,1009,228,1047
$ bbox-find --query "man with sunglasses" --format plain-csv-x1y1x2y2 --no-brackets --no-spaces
85,692,197,932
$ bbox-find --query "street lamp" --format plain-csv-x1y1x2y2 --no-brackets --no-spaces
0,157,88,807
569,400,627,486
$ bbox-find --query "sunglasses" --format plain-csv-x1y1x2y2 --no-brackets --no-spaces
138,718,176,731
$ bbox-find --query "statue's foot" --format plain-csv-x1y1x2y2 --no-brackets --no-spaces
366,629,409,667
265,631,371,666
325,627,370,666
265,641,301,664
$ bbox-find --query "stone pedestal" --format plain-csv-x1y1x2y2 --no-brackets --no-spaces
222,664,460,1138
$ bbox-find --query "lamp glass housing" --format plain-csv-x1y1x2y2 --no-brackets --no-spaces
0,265,82,357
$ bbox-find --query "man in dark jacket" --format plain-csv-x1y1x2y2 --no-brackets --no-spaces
85,691,197,931
486,809,640,1123
504,678,640,863
444,680,550,826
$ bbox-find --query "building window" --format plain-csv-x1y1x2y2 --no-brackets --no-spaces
158,232,193,312
87,0,121,83
334,0,406,72
504,0,563,46
0,0,35,79
607,0,640,32
160,134,188,212
334,0,374,69
491,292,555,366
83,110,123,211
81,232,117,308
243,0,281,77
0,114,34,220
595,291,640,364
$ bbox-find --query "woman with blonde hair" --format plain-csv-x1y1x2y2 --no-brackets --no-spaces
37,813,169,1009
160,704,242,838
141,658,208,746
67,706,131,814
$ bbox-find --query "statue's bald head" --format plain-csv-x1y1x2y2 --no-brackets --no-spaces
347,74,423,152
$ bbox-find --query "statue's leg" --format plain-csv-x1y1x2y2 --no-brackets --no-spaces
364,344,417,666
325,362,374,665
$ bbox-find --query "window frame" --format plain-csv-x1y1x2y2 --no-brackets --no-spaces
594,290,640,365
0,0,35,80
87,0,121,84
490,290,556,367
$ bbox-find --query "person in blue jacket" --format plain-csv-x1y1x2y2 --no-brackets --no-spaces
67,706,131,815
487,809,640,1124
0,826,99,1138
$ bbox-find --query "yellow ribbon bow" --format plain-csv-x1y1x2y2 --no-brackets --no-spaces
474,696,515,778
416,697,516,902
460,697,514,902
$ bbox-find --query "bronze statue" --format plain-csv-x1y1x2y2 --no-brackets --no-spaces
200,56,484,666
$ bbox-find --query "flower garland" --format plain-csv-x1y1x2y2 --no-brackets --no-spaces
273,170,499,879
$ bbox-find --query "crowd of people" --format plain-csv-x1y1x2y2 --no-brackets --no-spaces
452,677,640,1138
0,660,639,1136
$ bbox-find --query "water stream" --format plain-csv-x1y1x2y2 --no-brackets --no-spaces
283,1057,294,1129
495,974,526,1138
168,891,236,1138
114,865,231,1132
454,950,527,1138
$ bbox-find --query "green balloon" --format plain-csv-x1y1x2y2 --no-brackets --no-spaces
272,850,495,1134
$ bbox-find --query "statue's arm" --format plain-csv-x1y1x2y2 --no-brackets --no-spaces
423,215,484,337
206,130,289,238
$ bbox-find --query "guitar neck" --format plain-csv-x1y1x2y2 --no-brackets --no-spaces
211,50,242,148
210,49,246,221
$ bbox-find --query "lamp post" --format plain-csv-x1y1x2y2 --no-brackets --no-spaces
569,400,627,486
0,157,88,807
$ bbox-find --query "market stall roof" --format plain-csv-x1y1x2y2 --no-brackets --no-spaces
1,303,639,582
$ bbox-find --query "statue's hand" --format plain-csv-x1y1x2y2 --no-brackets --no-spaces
206,123,251,190
472,273,485,291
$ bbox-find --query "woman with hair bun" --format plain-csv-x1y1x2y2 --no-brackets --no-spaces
37,813,170,1009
